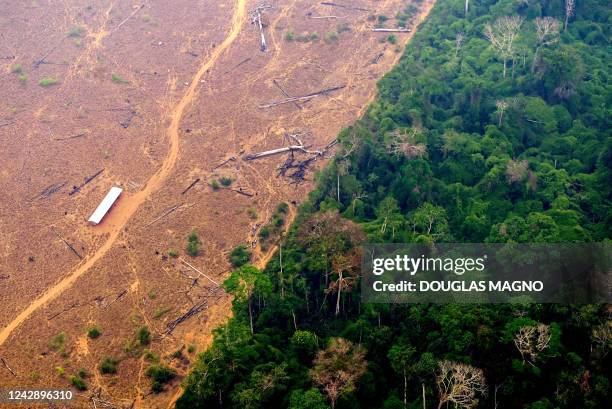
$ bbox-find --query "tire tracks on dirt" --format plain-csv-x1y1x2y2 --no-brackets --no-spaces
0,0,248,347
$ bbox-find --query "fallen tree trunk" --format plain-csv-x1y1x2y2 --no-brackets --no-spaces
372,28,411,32
0,357,16,377
113,4,145,32
321,2,370,11
69,168,104,195
244,145,312,160
258,85,345,108
181,178,200,195
51,228,83,259
145,204,182,226
179,258,220,286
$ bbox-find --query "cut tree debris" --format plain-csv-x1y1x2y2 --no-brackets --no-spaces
178,257,220,286
181,178,200,194
259,84,345,108
113,4,145,32
53,130,88,141
145,203,182,226
250,3,272,51
372,28,411,32
33,38,64,68
69,168,104,195
212,156,237,170
38,181,66,199
51,227,83,259
273,79,302,109
164,299,207,335
0,357,16,377
321,2,370,11
230,187,254,197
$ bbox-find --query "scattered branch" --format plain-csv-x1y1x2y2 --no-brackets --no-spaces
258,84,345,108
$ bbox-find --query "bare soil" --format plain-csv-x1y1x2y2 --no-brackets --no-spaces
0,0,434,407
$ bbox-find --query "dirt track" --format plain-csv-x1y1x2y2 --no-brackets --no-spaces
0,0,434,407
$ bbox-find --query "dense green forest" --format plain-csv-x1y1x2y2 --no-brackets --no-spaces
177,0,611,408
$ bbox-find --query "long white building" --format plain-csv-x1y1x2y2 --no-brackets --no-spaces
88,186,123,225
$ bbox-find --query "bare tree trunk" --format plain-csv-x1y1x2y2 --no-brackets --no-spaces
279,244,284,299
337,171,340,203
403,368,407,407
422,384,426,409
335,271,343,316
248,298,254,334
465,0,469,17
503,58,507,78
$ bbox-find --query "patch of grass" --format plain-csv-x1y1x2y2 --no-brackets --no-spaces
10,63,22,74
229,244,251,268
30,371,41,381
168,249,178,258
70,375,87,390
141,13,152,22
324,31,339,44
19,74,28,85
186,230,200,256
77,368,89,379
148,290,157,299
137,326,151,346
210,179,220,190
187,344,196,354
67,25,86,38
56,366,65,377
337,23,350,33
86,325,102,339
153,307,171,319
39,77,59,87
144,350,160,363
309,32,319,41
111,73,128,84
49,331,67,350
146,365,176,393
219,176,233,187
387,34,398,44
247,207,258,220
99,357,119,374
285,30,295,41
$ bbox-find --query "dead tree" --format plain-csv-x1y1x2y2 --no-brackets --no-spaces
564,0,575,32
259,85,345,108
436,361,487,409
495,99,508,126
484,16,523,78
250,3,272,51
386,128,426,159
514,323,551,365
532,17,560,72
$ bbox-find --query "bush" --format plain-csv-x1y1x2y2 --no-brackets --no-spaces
146,365,176,393
144,350,160,363
154,307,171,319
111,73,127,84
19,74,28,85
210,179,220,190
387,34,397,44
137,326,151,345
219,176,232,187
229,244,251,267
39,77,59,87
99,357,119,374
10,64,22,74
337,23,350,33
67,26,85,38
285,30,295,41
186,230,200,256
168,249,178,258
324,31,339,43
276,202,289,214
86,326,101,339
49,332,67,350
70,375,87,390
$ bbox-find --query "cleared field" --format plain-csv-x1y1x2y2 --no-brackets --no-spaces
0,0,433,407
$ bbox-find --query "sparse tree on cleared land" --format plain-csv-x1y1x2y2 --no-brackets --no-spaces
484,16,523,78
310,338,367,409
532,17,560,72
436,361,487,409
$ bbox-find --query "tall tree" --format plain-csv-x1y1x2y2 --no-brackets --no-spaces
564,0,575,32
436,361,487,409
311,338,367,409
484,16,523,78
532,17,560,73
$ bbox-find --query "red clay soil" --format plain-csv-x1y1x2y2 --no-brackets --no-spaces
0,0,434,407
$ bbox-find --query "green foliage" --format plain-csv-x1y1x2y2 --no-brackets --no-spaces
285,30,295,41
146,364,176,393
168,249,178,258
70,375,87,390
229,244,251,268
219,176,233,187
111,73,127,84
10,63,22,74
210,179,220,190
178,1,612,408
137,326,151,346
153,307,171,319
49,331,67,351
67,25,85,38
99,357,119,374
86,325,101,339
186,230,200,256
39,77,59,87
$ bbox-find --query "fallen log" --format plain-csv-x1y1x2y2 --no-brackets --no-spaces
145,204,181,226
105,289,128,308
33,39,64,68
164,299,208,335
54,130,88,141
244,145,312,160
181,178,200,195
212,156,237,170
38,181,66,199
225,57,251,74
69,168,104,195
230,187,254,197
178,257,220,286
0,357,16,377
273,79,302,109
321,2,370,11
51,228,83,259
113,4,145,32
372,28,411,32
258,85,345,108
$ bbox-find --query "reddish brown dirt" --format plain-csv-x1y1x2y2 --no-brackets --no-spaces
0,0,434,407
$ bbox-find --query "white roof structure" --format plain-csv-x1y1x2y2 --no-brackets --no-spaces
88,186,123,225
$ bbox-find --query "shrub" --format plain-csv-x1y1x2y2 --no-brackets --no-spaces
187,344,196,354
186,230,200,256
146,365,176,393
219,176,232,187
144,350,160,363
154,307,171,319
258,226,270,239
276,202,289,214
337,23,350,33
10,63,22,74
168,249,178,258
56,366,65,377
210,179,220,190
99,357,119,374
309,32,319,41
247,207,258,220
324,31,339,43
19,74,27,85
70,375,87,390
67,26,85,38
86,325,101,339
49,332,67,350
387,34,398,44
229,244,251,268
137,326,151,346
39,77,59,87
285,30,295,41
111,73,127,84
